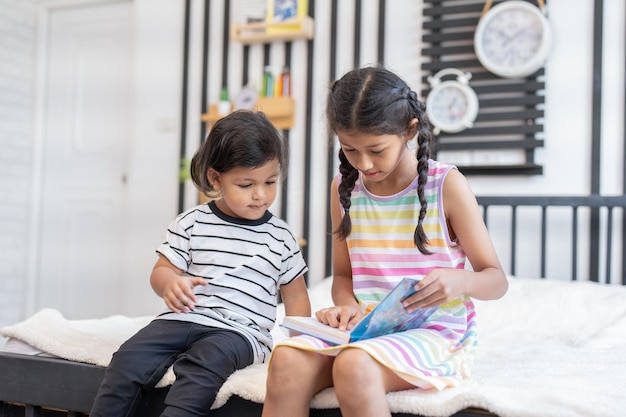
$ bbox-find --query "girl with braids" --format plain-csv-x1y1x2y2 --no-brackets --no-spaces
262,66,507,417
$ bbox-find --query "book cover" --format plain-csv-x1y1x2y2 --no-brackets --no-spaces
281,278,438,345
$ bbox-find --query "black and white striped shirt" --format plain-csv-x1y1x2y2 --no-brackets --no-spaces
155,201,308,363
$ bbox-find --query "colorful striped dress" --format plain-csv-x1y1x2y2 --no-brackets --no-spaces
275,160,477,390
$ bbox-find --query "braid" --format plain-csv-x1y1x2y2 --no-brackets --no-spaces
407,94,434,254
335,149,359,240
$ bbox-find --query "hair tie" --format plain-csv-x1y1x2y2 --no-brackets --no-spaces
401,87,418,102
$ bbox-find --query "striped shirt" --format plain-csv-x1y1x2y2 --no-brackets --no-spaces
347,159,467,305
155,201,308,363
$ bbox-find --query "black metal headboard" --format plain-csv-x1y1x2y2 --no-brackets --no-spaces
476,195,626,285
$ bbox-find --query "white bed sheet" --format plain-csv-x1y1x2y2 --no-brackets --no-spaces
2,277,626,417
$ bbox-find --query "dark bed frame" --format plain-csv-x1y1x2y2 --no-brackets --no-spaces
2,194,625,417
0,353,488,417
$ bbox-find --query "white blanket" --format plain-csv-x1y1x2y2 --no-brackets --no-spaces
2,277,626,417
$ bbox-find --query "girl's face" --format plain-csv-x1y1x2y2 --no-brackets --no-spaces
208,159,280,220
337,131,415,190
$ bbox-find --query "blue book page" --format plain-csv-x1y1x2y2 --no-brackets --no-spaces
349,278,437,342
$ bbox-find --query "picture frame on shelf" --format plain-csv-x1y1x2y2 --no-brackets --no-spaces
266,0,308,34
266,0,308,23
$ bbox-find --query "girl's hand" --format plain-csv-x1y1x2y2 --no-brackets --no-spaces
402,269,464,312
162,276,207,313
315,305,364,331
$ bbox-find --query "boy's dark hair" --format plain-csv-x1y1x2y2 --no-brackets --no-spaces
327,66,434,254
191,110,287,199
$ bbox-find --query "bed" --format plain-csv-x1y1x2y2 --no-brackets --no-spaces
2,195,626,417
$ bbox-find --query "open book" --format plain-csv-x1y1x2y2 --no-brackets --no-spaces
280,278,438,345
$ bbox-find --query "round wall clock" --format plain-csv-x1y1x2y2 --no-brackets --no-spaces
474,0,552,79
425,68,479,135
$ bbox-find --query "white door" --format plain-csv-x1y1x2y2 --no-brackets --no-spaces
35,1,133,319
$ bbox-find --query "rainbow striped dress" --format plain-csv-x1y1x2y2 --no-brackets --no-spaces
275,160,477,390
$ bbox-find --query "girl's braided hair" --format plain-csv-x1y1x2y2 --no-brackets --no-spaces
327,66,434,254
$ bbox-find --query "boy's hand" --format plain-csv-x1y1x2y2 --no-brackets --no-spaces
162,276,206,313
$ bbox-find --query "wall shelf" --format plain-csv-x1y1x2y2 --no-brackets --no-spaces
458,164,544,176
230,17,314,44
201,96,295,130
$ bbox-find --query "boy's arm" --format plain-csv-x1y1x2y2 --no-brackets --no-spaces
280,276,311,317
150,255,207,313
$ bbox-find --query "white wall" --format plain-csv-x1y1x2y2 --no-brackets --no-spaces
0,0,624,328
0,0,185,328
120,0,185,316
0,0,37,328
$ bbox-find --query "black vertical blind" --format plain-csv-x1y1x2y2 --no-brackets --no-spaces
421,0,547,176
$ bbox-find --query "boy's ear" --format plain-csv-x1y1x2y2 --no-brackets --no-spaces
207,168,221,189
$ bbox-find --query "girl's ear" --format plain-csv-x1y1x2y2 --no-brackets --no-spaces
407,118,419,139
207,168,221,190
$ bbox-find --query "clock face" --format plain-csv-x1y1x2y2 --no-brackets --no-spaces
474,1,551,78
426,80,479,134
429,85,470,126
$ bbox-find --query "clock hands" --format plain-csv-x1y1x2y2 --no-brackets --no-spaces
426,68,478,133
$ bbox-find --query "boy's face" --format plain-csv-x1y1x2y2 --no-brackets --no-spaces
208,159,280,220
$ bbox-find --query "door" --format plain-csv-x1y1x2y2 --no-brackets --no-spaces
35,1,133,319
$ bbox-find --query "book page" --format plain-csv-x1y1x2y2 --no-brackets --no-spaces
280,316,350,345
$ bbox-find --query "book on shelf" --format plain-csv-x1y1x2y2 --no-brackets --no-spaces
280,277,438,345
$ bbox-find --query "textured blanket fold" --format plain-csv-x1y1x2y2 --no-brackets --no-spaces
2,277,626,416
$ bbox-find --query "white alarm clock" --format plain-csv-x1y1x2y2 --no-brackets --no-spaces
425,68,479,135
474,0,552,78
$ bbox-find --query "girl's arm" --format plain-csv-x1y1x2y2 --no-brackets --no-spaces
443,168,508,299
315,177,363,330
405,169,508,311
280,276,311,317
150,255,207,313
